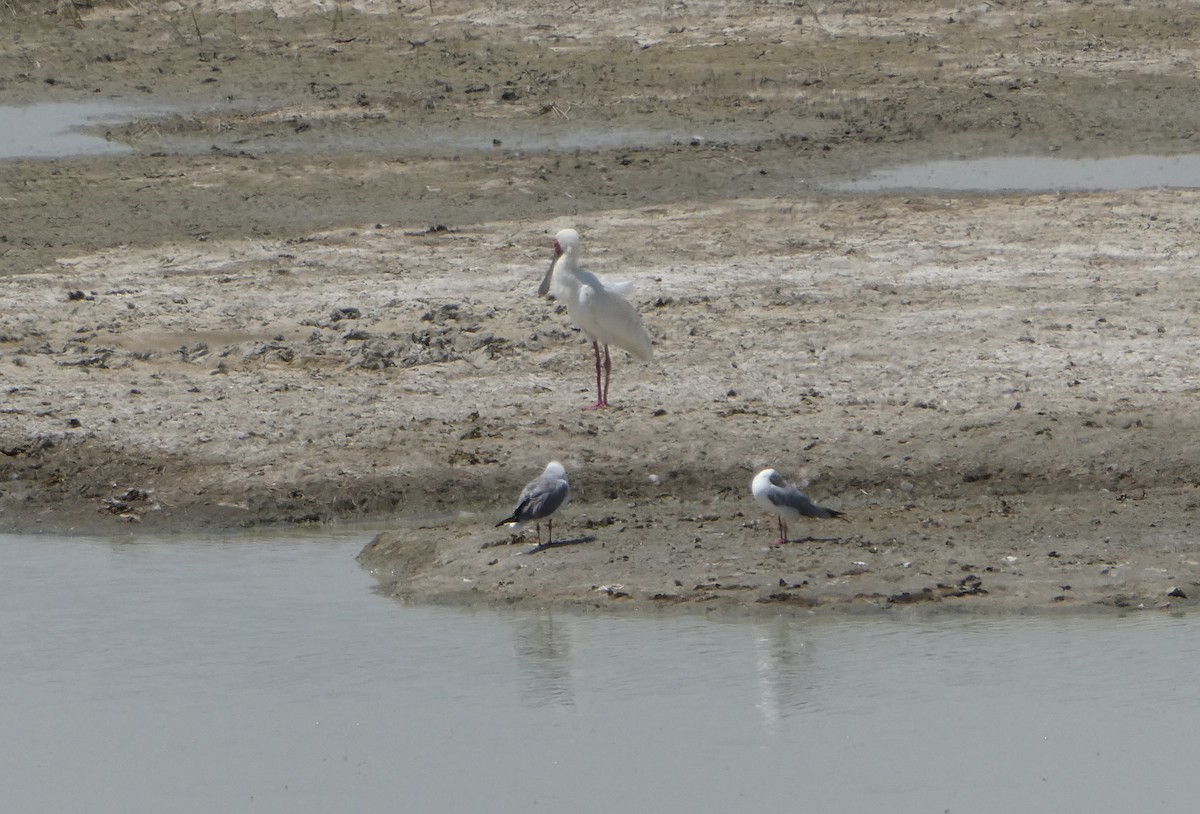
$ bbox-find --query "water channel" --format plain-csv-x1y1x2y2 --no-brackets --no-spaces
2,531,1196,813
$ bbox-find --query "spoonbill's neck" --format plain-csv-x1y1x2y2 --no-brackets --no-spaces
555,248,580,272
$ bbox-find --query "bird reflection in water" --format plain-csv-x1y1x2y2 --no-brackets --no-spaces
512,610,575,708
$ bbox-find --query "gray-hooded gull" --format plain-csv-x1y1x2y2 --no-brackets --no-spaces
751,468,844,545
496,460,571,545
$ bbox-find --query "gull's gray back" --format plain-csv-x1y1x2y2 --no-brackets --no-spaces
771,483,839,519
516,475,570,522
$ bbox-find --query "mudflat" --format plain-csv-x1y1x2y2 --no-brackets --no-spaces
3,0,1200,613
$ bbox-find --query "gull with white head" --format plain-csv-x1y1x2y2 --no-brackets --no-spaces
496,460,571,545
751,468,844,546
539,228,653,409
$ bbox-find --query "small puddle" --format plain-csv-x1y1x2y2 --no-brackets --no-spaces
831,153,1200,193
0,102,139,159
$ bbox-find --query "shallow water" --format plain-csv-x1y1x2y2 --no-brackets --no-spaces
0,99,723,161
832,153,1200,193
2,531,1196,813
0,102,140,159
120,115,735,159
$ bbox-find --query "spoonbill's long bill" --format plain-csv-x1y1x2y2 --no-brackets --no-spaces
539,228,653,410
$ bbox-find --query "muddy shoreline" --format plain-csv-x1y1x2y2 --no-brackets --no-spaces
4,0,1200,613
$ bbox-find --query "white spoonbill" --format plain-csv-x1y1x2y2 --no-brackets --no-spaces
538,228,653,409
496,460,571,545
751,468,844,546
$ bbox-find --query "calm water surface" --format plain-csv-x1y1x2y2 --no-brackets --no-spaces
1,531,1196,813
